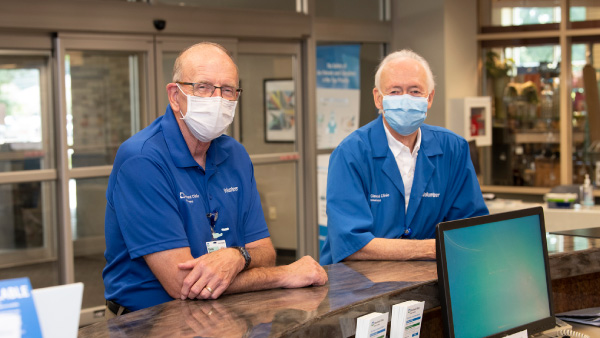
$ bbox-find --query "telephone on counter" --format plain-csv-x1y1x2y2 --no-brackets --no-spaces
534,319,590,338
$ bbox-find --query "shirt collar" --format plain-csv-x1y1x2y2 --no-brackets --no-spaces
383,121,421,158
162,105,228,168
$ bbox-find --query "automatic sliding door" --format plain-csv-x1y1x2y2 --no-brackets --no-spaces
56,34,154,314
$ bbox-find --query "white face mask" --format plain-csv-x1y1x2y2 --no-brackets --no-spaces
177,84,237,142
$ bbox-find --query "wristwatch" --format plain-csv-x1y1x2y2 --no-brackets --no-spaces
232,246,251,270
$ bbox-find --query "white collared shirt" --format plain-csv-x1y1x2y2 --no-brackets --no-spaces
383,123,421,211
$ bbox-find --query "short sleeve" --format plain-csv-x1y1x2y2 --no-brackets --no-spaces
112,156,189,259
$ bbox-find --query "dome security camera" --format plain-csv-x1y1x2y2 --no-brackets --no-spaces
153,19,166,31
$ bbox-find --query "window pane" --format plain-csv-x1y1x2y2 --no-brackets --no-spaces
0,260,59,289
316,0,385,20
70,177,108,308
571,42,600,185
479,0,560,28
237,54,296,154
66,51,143,168
0,54,53,172
0,181,59,288
154,0,296,12
481,44,561,187
570,1,600,23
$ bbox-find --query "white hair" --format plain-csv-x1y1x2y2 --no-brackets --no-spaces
374,49,435,93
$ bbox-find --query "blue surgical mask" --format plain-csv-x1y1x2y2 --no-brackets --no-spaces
382,94,428,136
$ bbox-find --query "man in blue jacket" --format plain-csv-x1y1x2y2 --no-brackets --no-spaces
104,42,326,315
320,49,488,265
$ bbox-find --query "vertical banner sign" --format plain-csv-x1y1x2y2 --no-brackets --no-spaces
316,45,361,150
316,45,360,255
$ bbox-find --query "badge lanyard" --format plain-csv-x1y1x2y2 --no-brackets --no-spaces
206,211,219,239
206,211,226,252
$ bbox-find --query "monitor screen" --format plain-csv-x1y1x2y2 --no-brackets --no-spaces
436,207,556,338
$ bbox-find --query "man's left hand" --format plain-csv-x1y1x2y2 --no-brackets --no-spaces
177,247,245,300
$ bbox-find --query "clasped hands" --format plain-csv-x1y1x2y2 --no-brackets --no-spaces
177,247,244,300
176,248,328,300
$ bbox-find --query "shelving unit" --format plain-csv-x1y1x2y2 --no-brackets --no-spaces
478,1,600,195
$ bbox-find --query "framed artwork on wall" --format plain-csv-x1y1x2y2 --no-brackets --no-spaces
264,78,295,142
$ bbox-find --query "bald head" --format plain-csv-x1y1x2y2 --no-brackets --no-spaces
172,42,239,84
166,41,240,120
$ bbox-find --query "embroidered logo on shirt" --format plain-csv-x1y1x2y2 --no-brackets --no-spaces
180,192,200,203
223,187,239,193
369,193,389,202
422,192,440,198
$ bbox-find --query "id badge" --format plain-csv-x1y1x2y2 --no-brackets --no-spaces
206,240,227,253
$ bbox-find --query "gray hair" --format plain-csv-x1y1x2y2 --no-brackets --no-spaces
374,49,435,93
172,42,238,82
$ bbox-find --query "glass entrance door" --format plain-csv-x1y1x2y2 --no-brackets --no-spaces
0,49,58,286
55,33,154,312
237,42,303,264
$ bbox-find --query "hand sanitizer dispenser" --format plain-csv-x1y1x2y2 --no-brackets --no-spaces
582,174,594,208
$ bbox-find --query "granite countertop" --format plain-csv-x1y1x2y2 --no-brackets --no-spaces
78,234,600,338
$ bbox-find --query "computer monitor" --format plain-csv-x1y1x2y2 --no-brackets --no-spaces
436,207,556,338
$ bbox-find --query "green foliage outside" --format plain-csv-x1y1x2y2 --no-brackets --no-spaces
0,69,38,118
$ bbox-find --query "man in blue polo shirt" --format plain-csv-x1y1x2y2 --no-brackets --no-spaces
319,49,488,265
103,42,327,315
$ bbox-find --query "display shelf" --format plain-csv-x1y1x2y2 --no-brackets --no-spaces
514,131,585,144
481,185,550,195
481,184,600,197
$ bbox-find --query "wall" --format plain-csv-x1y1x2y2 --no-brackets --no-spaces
237,54,295,154
237,53,297,250
391,0,446,127
391,0,479,129
444,0,479,121
359,43,385,126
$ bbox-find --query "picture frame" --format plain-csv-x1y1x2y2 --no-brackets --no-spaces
263,78,295,142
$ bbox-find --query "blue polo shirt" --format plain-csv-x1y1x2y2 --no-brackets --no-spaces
103,105,270,311
319,115,488,265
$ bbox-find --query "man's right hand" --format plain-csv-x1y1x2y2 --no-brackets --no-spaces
178,247,245,300
281,256,328,288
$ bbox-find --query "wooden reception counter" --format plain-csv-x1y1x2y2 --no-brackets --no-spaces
79,234,600,337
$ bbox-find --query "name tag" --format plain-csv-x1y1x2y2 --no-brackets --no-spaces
206,240,227,253
370,193,390,202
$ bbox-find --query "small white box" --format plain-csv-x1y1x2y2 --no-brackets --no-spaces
355,311,389,338
448,97,492,147
390,300,425,338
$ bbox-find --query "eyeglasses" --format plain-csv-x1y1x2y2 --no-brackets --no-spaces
176,81,242,101
385,89,427,97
